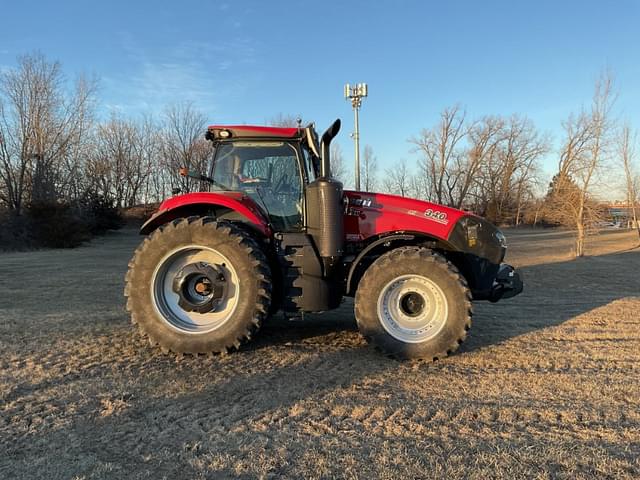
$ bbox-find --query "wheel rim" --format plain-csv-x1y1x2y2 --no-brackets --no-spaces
376,274,449,343
151,245,240,334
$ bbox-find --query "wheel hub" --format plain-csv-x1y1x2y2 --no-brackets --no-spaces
377,274,449,343
172,262,227,313
399,292,425,317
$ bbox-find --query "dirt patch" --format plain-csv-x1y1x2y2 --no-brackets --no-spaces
1,229,639,479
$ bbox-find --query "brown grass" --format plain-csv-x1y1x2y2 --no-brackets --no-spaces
1,227,639,479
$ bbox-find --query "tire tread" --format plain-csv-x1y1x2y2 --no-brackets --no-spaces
354,246,472,361
124,217,271,356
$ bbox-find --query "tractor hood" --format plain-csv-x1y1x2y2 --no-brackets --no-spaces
342,190,506,264
343,190,468,242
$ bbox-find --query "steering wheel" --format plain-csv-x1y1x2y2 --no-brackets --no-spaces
237,175,269,187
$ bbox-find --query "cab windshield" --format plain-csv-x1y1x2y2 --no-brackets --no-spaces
211,141,303,231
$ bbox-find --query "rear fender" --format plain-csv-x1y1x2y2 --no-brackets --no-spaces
140,192,271,237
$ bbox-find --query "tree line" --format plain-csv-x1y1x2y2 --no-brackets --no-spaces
0,53,213,217
1,53,638,254
373,72,639,255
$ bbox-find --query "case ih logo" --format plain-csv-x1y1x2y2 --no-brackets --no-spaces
349,197,372,207
424,208,448,225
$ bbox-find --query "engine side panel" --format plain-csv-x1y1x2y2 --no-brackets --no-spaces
341,191,511,301
342,191,467,243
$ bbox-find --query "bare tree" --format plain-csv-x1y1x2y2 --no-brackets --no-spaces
88,115,135,207
411,108,515,211
544,73,615,257
620,123,640,240
86,114,159,207
0,52,96,214
456,116,505,210
383,159,412,197
140,116,172,204
478,115,548,223
330,143,349,185
411,105,467,204
362,145,378,192
513,176,543,226
161,103,212,194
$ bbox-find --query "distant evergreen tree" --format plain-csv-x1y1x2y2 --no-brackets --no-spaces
545,171,581,201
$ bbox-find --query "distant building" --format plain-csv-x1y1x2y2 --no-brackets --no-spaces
606,202,639,227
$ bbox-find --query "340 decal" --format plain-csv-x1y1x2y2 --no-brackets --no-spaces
424,208,448,224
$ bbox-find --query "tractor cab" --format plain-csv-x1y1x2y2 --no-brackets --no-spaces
205,124,326,232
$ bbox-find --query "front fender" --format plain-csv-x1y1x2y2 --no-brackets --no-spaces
140,192,271,237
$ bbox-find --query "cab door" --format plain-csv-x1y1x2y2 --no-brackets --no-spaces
211,141,305,231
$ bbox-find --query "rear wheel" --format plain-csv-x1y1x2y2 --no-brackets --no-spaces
125,217,271,355
354,247,472,360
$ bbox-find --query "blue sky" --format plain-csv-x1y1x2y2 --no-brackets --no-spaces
1,0,639,179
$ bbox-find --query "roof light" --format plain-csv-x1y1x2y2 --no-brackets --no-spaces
219,129,231,138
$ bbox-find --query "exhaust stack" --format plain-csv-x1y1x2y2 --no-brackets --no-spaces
306,119,344,278
320,119,341,178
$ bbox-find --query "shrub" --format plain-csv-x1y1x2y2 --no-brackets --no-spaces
27,202,91,248
0,195,123,251
78,193,124,234
0,210,35,250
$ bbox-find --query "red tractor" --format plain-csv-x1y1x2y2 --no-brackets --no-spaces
125,119,522,359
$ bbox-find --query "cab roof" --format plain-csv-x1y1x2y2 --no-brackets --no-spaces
207,125,303,140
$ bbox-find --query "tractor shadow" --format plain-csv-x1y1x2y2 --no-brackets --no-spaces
245,304,359,353
245,248,640,356
460,248,640,353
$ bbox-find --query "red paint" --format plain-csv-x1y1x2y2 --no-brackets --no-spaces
149,190,469,245
343,191,469,243
156,192,271,236
207,125,300,138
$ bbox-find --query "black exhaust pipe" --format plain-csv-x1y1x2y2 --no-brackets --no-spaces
320,119,341,178
306,119,344,279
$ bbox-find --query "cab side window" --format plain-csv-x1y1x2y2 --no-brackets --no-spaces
211,142,304,231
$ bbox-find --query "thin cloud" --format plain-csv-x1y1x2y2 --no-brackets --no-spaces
102,33,257,116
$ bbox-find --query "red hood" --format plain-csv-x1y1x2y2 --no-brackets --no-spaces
343,190,470,243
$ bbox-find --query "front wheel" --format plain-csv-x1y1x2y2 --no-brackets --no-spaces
354,247,472,360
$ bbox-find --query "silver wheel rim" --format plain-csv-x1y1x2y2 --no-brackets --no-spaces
151,245,240,334
377,274,448,343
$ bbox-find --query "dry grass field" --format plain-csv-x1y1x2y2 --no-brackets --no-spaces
1,227,639,479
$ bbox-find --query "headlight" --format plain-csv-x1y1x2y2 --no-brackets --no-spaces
467,224,478,248
495,230,507,247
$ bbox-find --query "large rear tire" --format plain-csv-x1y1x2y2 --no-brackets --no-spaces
354,247,472,360
124,217,271,355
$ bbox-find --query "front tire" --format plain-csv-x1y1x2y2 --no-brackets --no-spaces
354,247,472,360
124,217,271,355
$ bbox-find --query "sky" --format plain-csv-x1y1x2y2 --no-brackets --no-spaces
1,0,639,181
